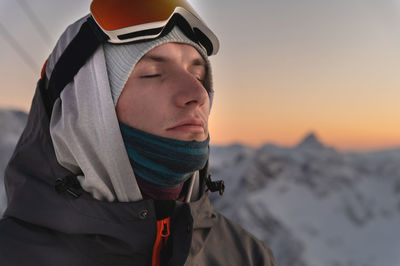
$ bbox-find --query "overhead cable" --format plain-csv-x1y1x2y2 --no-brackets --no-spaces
16,0,52,44
0,22,39,73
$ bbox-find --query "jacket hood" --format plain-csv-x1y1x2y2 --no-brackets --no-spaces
48,15,142,202
4,14,206,215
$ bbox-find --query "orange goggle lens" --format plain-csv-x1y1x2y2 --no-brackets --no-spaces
91,0,197,31
90,0,219,55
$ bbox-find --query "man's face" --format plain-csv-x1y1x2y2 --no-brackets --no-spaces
116,42,210,142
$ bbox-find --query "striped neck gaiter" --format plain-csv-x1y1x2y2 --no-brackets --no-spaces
119,122,209,199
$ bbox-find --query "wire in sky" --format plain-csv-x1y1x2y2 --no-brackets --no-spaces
0,22,39,73
16,0,52,44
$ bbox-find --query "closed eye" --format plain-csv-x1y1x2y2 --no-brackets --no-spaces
197,78,205,85
195,75,203,81
140,74,161,78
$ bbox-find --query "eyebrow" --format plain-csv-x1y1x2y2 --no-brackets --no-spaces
141,54,167,62
141,54,206,67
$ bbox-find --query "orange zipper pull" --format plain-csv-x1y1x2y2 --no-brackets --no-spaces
161,218,170,240
152,217,171,266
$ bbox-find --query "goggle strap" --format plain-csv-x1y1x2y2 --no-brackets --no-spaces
87,16,109,44
165,14,213,56
43,17,108,119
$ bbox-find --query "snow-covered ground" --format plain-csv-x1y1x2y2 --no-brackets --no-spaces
1,109,400,266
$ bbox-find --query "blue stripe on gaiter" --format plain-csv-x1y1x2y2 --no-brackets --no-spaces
119,122,209,187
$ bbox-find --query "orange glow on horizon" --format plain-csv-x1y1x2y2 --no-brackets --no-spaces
1,79,399,153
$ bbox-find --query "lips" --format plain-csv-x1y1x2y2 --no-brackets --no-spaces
167,118,205,132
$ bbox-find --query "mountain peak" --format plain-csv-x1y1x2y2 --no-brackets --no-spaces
297,132,325,150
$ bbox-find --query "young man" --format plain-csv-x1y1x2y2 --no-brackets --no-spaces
0,1,276,265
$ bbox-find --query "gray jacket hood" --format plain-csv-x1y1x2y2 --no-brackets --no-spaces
47,15,142,202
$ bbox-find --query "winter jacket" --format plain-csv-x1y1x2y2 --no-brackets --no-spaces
0,15,276,266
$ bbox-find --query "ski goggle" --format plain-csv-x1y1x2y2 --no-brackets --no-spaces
90,0,219,56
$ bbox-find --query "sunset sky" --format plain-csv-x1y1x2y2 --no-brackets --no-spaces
1,0,400,151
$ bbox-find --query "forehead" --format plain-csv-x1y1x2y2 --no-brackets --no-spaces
138,42,206,66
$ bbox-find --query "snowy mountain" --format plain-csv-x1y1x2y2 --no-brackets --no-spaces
209,133,400,266
0,109,28,215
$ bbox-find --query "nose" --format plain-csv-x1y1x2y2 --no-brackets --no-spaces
173,71,209,108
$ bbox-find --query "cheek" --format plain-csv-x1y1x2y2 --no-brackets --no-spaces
204,97,211,116
117,96,151,126
116,89,168,133
202,105,211,130
116,84,146,124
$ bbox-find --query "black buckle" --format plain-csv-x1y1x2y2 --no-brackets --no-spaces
55,175,83,198
205,174,225,196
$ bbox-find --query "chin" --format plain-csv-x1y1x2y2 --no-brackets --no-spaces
166,132,208,142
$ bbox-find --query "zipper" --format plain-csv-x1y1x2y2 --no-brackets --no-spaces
152,217,171,266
